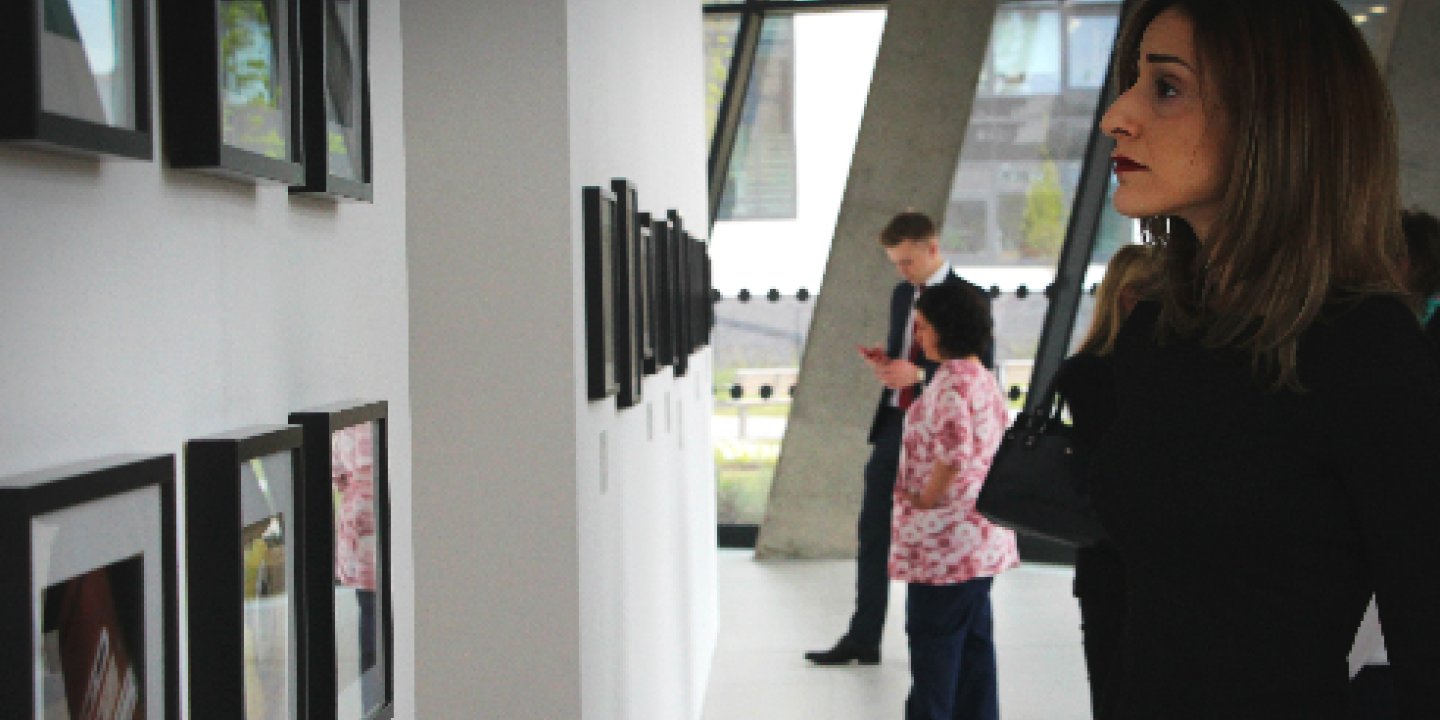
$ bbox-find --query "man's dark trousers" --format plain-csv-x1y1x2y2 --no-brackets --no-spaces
847,404,904,647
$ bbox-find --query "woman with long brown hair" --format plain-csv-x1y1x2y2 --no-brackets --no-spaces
1090,0,1440,716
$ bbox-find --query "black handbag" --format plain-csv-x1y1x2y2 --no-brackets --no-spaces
976,380,1107,546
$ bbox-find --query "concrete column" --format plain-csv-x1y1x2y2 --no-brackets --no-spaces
1388,0,1440,210
756,0,996,558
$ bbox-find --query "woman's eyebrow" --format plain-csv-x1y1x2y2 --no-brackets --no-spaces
1144,52,1195,72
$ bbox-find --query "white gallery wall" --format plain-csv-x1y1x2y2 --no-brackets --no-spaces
0,0,414,717
567,1,718,718
405,0,716,717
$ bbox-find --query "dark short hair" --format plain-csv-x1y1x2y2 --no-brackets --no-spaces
915,283,992,360
1403,209,1440,297
880,212,936,247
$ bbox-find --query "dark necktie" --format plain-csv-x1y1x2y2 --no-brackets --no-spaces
897,287,924,410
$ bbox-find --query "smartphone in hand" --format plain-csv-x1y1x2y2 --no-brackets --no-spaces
857,345,887,364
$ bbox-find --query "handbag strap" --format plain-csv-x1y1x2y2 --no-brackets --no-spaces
1027,375,1069,425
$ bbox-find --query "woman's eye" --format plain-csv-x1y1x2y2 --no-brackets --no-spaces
1155,77,1178,99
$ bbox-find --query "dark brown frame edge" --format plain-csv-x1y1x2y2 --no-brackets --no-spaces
292,0,373,201
0,0,153,159
584,186,621,401
186,425,307,720
160,0,305,184
288,400,395,720
0,454,177,718
611,178,644,409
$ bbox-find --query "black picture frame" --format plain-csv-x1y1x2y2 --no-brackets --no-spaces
584,186,620,401
1,455,178,719
288,400,395,720
0,0,152,158
292,0,372,200
611,178,643,409
689,234,710,349
669,211,691,376
186,425,306,720
160,0,305,183
638,213,659,376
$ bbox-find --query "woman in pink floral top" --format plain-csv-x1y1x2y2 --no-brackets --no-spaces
891,283,1019,720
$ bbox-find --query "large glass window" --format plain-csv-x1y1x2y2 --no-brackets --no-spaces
708,9,886,528
1067,12,1118,89
941,0,1127,405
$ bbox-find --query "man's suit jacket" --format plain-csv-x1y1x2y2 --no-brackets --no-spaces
865,270,993,443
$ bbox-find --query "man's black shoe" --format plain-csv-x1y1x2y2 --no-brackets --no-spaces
803,639,880,665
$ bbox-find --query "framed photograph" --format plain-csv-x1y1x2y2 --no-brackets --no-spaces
0,454,178,719
638,213,659,376
668,211,691,376
160,0,304,183
187,425,305,720
651,216,675,371
0,0,152,158
583,186,620,401
292,0,372,200
611,178,643,409
288,401,394,720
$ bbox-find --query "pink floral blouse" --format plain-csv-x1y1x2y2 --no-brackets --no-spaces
889,358,1019,585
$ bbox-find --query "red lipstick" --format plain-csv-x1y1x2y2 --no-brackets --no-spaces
1113,155,1147,173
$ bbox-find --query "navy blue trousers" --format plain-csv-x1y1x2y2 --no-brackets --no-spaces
847,409,903,647
905,577,999,720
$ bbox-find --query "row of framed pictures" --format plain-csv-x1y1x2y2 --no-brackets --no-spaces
584,179,715,408
0,0,373,200
0,400,394,720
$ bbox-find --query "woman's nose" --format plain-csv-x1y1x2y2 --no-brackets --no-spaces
1101,89,1137,139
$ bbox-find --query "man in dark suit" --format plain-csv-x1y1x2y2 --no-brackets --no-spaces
806,211,993,665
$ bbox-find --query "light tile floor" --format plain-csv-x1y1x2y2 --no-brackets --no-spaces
701,549,1092,720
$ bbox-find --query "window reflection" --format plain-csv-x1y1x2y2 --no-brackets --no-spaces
40,0,138,129
220,0,291,159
